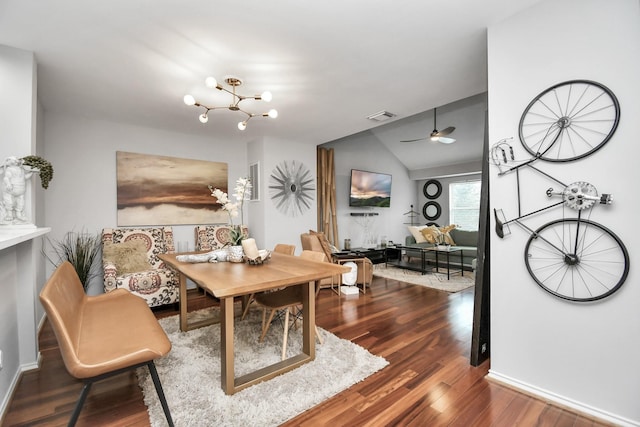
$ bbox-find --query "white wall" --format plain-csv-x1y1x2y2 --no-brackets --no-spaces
0,45,34,160
321,135,415,249
42,112,248,293
488,0,639,425
0,45,49,417
261,137,318,253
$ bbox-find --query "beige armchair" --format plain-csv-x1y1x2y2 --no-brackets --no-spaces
101,227,179,308
300,231,373,291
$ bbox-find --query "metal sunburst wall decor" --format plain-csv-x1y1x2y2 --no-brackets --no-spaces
268,160,314,217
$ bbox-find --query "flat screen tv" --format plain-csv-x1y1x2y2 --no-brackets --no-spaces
349,169,392,207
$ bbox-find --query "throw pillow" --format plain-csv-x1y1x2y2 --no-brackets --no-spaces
103,240,151,275
427,224,456,245
420,226,441,244
309,230,333,261
408,225,429,243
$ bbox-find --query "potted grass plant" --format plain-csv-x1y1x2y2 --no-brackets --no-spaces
44,230,101,291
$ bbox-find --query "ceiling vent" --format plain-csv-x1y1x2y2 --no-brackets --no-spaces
366,111,396,122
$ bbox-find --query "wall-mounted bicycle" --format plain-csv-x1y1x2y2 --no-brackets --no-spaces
491,80,629,302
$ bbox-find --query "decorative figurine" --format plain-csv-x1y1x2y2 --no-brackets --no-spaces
0,156,40,225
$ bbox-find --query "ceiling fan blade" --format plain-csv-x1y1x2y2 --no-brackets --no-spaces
400,137,428,143
437,136,456,144
436,126,455,136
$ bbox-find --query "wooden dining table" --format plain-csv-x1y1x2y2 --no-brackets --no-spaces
158,251,349,395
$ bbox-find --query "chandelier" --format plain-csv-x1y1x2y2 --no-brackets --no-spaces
183,76,278,130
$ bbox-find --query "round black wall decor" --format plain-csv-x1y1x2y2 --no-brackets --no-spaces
423,179,442,199
422,201,441,221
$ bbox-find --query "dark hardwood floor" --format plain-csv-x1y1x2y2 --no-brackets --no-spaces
3,277,612,426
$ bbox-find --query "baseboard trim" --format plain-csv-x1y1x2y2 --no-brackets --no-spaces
0,366,24,426
1,318,46,424
487,370,639,427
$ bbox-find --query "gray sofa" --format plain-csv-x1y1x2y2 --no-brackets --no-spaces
404,228,478,270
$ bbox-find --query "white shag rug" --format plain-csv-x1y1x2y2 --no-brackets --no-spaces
138,307,388,427
373,264,475,293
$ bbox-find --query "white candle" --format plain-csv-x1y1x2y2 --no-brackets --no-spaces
241,238,260,260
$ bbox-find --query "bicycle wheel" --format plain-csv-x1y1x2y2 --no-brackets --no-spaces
524,218,629,302
519,80,620,162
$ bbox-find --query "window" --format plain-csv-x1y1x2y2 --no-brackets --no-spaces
449,180,481,231
249,162,260,201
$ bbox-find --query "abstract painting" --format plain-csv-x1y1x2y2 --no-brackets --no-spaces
116,151,228,226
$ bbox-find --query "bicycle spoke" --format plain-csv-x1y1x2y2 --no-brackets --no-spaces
547,222,571,254
568,123,608,140
569,90,606,121
565,82,592,118
563,83,572,117
538,97,562,120
528,258,567,284
522,123,560,151
571,104,616,122
573,265,594,298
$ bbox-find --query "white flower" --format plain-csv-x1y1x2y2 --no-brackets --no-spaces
210,187,229,204
208,177,252,233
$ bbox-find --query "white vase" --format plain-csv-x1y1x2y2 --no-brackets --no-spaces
228,245,244,263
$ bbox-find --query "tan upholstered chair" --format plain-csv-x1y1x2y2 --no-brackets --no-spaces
194,224,249,251
102,227,178,307
40,261,174,426
300,232,338,293
299,249,326,263
254,250,325,360
300,231,374,291
273,243,296,256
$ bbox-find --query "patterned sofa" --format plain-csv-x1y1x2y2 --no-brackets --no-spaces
194,224,249,251
102,227,179,307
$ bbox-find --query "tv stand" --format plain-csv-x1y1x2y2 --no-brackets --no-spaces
341,247,400,265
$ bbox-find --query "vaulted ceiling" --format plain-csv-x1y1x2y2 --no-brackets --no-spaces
0,0,541,168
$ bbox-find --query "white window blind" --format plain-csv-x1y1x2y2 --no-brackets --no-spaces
449,180,481,231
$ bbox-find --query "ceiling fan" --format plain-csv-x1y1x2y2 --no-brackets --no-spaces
401,107,456,144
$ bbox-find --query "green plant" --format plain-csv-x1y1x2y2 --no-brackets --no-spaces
45,230,101,291
21,155,54,189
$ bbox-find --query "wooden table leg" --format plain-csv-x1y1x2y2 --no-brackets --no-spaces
178,273,219,332
220,296,235,394
302,280,316,359
179,273,188,331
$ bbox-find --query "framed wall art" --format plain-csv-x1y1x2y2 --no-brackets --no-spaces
116,151,228,226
